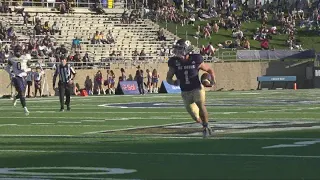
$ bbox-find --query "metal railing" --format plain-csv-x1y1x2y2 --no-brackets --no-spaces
0,54,227,70
7,0,127,9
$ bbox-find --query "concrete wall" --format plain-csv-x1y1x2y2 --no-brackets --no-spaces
0,61,311,96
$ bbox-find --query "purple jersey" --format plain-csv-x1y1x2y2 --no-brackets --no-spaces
168,54,203,92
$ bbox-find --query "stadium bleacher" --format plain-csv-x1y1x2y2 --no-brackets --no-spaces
0,4,178,69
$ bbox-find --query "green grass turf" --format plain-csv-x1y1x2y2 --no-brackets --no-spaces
0,90,320,179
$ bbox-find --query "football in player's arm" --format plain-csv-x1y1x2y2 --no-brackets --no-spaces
166,39,216,138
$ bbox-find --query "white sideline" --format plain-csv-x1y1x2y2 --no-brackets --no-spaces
0,175,138,180
0,149,319,159
0,135,318,141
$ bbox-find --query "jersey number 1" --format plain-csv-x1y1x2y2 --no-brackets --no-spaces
17,62,21,70
184,70,190,84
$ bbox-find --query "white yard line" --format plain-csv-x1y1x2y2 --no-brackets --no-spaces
82,121,194,134
30,123,55,125
81,120,106,122
0,134,75,137
0,124,17,127
0,149,318,159
57,121,82,124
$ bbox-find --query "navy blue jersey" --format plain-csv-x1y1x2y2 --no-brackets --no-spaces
168,54,203,92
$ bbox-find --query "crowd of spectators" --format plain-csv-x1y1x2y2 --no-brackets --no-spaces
139,0,318,55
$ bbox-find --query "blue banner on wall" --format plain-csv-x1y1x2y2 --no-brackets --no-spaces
117,81,140,95
159,81,181,94
257,76,297,82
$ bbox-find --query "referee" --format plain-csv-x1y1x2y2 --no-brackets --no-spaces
53,56,76,111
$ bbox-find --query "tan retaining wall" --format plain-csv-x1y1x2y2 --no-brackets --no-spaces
0,61,310,96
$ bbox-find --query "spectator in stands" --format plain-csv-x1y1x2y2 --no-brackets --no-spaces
132,49,139,61
139,49,146,61
43,21,51,34
118,51,124,61
157,28,166,41
3,46,10,63
34,22,42,35
213,22,219,33
29,38,38,58
34,13,41,25
82,52,91,66
106,30,115,44
188,14,196,26
7,27,17,41
42,35,51,47
109,50,116,61
0,2,12,13
56,44,68,56
242,37,250,50
59,1,67,14
99,32,108,44
92,31,101,44
51,22,61,35
0,24,6,41
93,1,106,15
23,12,32,25
48,53,56,68
121,10,129,24
261,38,269,50
37,39,48,57
72,36,81,51
129,10,139,24
73,52,82,68
203,24,211,39
204,42,216,56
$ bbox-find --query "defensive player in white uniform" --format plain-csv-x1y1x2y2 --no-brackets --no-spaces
5,49,31,116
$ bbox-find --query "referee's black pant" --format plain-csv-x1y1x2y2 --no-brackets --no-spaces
58,81,71,110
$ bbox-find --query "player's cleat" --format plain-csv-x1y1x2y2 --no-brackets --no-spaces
24,107,29,116
202,127,213,138
13,96,17,107
67,106,71,111
60,108,64,112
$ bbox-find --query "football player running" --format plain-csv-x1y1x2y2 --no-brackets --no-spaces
5,46,31,116
166,39,216,138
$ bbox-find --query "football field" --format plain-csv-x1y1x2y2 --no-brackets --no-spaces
0,90,320,180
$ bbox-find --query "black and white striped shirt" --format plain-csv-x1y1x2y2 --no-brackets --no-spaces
53,64,76,85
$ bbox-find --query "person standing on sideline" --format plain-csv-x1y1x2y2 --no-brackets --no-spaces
136,66,144,95
53,56,76,111
152,69,160,93
146,69,152,93
26,69,33,98
34,66,45,97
